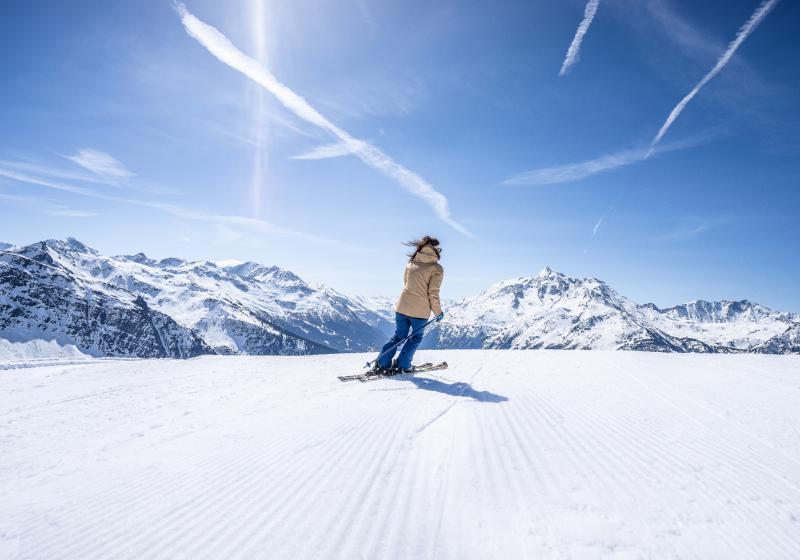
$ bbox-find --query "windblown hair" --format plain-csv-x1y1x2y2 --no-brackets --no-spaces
404,235,441,261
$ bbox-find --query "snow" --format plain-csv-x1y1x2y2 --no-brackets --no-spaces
212,259,245,267
2,351,799,558
0,338,90,368
437,270,797,352
1,239,385,355
4,239,797,356
352,294,396,320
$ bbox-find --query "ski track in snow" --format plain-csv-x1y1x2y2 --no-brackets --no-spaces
2,351,800,559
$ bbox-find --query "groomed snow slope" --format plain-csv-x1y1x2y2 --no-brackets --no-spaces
2,351,800,559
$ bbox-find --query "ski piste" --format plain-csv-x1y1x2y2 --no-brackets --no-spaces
338,361,448,383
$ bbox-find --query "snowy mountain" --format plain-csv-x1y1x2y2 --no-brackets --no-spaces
0,239,211,358
0,238,385,357
2,241,797,357
349,294,396,333
642,299,793,350
427,267,798,353
751,324,800,354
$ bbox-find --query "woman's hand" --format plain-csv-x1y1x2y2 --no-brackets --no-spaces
435,312,445,322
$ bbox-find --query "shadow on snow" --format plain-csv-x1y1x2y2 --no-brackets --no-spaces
395,375,508,403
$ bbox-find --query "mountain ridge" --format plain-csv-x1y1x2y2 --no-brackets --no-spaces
1,240,797,356
427,267,796,354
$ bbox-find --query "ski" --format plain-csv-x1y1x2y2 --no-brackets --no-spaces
338,361,448,383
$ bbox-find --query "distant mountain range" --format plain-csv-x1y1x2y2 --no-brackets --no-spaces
426,267,799,354
1,239,797,357
0,238,391,358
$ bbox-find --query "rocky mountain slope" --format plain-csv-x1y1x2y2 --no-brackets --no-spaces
1,240,796,356
427,267,797,353
0,240,211,358
0,238,384,357
751,324,800,354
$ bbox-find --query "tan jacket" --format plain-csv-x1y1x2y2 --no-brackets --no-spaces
395,245,444,319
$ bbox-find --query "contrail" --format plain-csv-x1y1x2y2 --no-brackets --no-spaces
505,146,646,186
290,142,352,161
502,131,716,186
649,0,779,151
176,4,471,237
559,0,600,76
592,215,604,236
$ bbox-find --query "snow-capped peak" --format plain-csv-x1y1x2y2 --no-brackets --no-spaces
44,237,99,256
213,259,245,267
3,241,797,357
537,265,557,277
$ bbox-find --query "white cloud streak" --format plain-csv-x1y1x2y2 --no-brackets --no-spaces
0,167,361,250
649,0,779,150
47,208,98,218
656,215,732,241
505,147,646,186
0,159,106,184
592,216,604,236
503,130,722,186
559,0,600,76
66,149,135,179
290,142,353,161
0,191,96,218
176,4,471,237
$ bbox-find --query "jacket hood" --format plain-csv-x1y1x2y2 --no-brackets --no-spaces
413,245,440,264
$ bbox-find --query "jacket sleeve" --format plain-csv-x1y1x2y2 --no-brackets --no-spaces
428,265,444,316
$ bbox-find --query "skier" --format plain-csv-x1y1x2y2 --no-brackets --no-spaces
373,236,445,373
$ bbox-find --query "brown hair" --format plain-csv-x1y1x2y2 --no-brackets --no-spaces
404,235,441,261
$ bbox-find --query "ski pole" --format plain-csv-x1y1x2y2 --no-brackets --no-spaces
365,317,438,369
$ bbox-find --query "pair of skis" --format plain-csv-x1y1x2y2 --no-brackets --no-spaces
338,361,448,383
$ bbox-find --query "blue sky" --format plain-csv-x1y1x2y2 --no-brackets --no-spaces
1,0,798,311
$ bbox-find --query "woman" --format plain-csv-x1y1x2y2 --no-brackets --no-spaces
373,236,445,373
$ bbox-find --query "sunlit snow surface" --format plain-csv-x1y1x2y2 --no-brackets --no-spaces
2,351,800,558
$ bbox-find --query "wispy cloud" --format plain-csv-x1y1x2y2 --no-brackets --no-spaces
176,4,471,237
592,215,604,236
0,191,96,218
1,157,176,196
0,167,96,196
290,142,353,161
47,208,98,218
505,146,646,186
0,166,361,250
648,0,728,61
66,149,135,179
213,223,246,244
559,0,600,76
656,215,733,241
503,129,723,187
649,0,779,150
511,2,779,188
0,159,106,184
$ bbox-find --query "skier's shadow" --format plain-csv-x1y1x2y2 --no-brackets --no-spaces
397,375,508,403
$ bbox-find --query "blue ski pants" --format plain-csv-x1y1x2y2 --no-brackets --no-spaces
377,312,428,369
